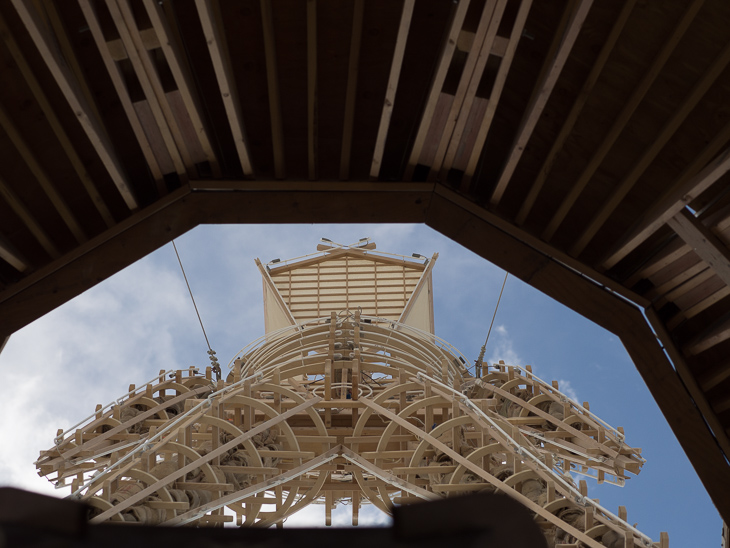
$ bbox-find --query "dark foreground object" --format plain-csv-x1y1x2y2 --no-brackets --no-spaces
0,487,547,547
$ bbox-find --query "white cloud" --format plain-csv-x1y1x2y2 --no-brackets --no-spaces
557,379,579,405
487,325,522,367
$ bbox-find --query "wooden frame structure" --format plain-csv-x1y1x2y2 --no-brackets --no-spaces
1,0,730,533
36,243,666,547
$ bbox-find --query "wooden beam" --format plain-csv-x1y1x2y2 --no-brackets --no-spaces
259,0,286,179
687,315,730,356
76,0,166,191
369,0,415,180
490,0,593,206
0,102,86,243
541,0,703,242
12,0,138,210
256,257,298,328
109,0,189,179
0,9,115,228
0,174,60,259
571,35,730,257
404,0,471,180
460,0,533,189
306,0,318,181
142,0,221,177
195,0,254,177
668,208,730,287
431,0,507,179
0,237,27,272
339,0,364,181
424,187,730,524
604,145,730,270
515,0,636,225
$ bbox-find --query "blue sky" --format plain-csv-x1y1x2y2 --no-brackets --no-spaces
0,223,720,543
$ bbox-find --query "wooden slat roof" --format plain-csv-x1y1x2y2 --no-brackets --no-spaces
1,0,730,523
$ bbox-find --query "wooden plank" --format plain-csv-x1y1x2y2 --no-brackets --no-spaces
195,0,254,176
110,0,189,178
260,0,285,179
571,36,730,256
0,175,59,259
668,209,730,287
0,9,114,227
430,0,507,177
0,103,86,243
12,0,138,209
541,0,703,241
256,258,298,327
490,0,593,205
515,0,637,225
369,0,415,180
307,0,318,181
338,0,364,181
76,0,166,190
460,0,533,188
142,0,221,176
404,0,471,180
687,316,730,356
0,237,27,272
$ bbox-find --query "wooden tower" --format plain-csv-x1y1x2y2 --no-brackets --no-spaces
36,240,667,547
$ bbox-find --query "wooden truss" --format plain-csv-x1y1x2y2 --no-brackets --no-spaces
37,308,665,547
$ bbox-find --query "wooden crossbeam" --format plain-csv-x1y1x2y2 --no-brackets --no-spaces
110,0,189,179
195,0,254,177
404,0,471,180
0,8,114,228
77,0,166,191
668,209,730,287
12,0,138,209
260,0,286,179
687,315,730,356
369,0,414,180
431,0,508,179
0,102,86,243
604,144,730,270
0,237,27,272
460,0,533,189
571,36,730,257
515,0,637,225
541,0,703,242
339,0,365,181
142,0,221,177
490,0,593,206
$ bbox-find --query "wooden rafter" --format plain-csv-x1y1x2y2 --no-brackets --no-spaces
0,175,59,259
369,0,414,181
0,237,27,272
142,0,221,177
687,315,730,356
515,0,637,225
570,36,730,257
541,0,703,242
404,0,470,180
489,0,592,206
430,0,507,179
195,0,254,177
338,0,365,181
668,209,730,287
260,0,285,179
110,0,190,179
460,0,533,189
604,142,730,270
307,0,318,181
77,0,166,191
0,8,115,228
12,0,138,210
0,102,86,244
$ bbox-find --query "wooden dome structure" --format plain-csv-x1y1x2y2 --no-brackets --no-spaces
1,0,730,529
36,240,658,547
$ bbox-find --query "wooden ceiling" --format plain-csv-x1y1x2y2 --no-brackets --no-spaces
1,0,730,524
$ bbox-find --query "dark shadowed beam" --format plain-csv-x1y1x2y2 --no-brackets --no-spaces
426,184,730,523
